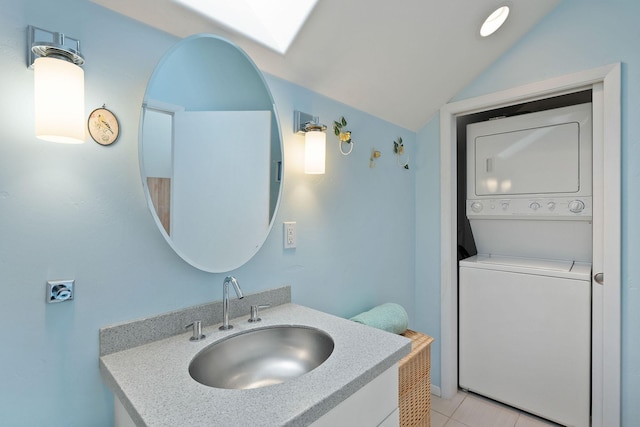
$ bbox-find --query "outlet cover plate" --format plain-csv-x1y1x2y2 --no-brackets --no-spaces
284,221,296,249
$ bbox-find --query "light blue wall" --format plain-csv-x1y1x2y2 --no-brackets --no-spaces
0,1,415,425
414,115,441,386
415,1,640,425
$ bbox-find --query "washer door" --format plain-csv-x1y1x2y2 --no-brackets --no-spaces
459,265,591,426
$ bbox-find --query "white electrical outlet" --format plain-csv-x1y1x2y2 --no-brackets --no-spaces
284,221,296,249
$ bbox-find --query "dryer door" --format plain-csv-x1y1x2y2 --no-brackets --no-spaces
466,103,592,199
473,122,579,196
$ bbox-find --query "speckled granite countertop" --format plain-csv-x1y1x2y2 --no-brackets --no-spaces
100,303,411,427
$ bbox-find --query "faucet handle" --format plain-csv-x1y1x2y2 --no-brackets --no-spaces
185,320,206,341
249,304,271,323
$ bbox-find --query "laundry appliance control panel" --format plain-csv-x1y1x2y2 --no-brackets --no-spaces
467,197,592,220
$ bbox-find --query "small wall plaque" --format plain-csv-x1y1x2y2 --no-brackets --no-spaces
88,106,119,146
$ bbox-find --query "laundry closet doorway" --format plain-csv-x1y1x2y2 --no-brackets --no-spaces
438,64,621,427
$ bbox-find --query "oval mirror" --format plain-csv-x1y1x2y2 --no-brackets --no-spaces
139,34,283,273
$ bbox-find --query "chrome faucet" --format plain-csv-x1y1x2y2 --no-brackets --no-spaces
219,276,244,330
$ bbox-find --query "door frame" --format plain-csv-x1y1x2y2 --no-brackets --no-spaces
439,63,621,427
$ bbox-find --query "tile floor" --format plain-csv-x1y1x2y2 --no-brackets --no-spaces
430,390,561,427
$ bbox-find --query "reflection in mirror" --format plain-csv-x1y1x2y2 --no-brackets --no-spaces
140,34,283,273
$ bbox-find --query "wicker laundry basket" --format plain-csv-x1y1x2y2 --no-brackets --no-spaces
399,330,434,427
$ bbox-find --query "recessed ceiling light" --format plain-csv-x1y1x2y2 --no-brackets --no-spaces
480,6,510,37
173,0,318,54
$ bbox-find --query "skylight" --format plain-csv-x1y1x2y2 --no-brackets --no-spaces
173,0,318,54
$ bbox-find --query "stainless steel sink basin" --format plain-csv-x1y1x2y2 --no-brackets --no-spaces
188,325,335,390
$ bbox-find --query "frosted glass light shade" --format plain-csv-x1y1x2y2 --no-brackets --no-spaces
304,130,325,174
34,57,85,143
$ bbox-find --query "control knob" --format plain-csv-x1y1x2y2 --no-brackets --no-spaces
529,201,541,211
501,201,510,211
547,201,556,211
569,199,585,213
470,201,483,213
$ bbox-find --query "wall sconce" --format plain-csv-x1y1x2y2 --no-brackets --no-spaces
294,111,327,174
28,25,85,144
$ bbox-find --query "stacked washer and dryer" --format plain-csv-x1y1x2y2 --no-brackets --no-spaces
459,103,593,427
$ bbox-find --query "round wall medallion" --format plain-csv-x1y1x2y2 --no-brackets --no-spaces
88,107,120,146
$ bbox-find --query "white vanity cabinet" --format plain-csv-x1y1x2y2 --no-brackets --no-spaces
114,364,399,427
114,398,136,427
310,364,399,427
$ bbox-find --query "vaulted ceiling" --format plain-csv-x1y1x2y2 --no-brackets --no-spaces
92,0,561,130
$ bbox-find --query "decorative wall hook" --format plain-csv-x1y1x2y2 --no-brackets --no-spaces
393,137,409,170
369,148,381,168
333,116,353,155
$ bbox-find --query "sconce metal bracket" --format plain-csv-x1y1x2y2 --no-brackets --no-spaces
27,25,84,69
294,110,320,134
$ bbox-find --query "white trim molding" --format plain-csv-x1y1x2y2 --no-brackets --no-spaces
439,63,621,427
